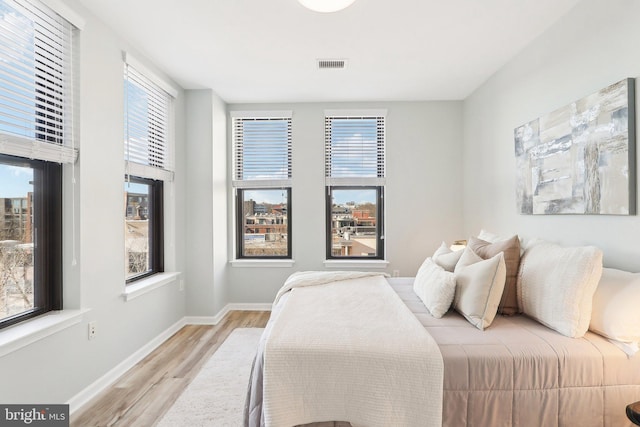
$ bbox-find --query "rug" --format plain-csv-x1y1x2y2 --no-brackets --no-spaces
157,328,264,427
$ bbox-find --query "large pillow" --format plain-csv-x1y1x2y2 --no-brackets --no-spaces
589,268,640,356
432,241,464,272
413,258,456,318
453,247,506,330
468,236,521,315
517,241,603,338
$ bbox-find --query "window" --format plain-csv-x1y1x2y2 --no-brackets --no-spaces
236,188,291,258
124,177,163,282
124,56,174,282
324,112,386,260
0,0,75,328
231,112,292,259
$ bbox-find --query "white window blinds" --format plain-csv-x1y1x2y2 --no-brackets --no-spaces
124,60,174,182
231,111,292,188
324,111,386,186
0,0,77,163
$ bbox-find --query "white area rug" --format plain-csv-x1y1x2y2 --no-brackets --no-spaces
157,328,264,427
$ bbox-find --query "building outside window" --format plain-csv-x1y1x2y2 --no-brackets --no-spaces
0,0,76,328
231,112,292,259
124,177,163,280
324,111,386,260
123,56,174,283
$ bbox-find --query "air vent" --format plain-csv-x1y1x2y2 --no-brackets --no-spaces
317,59,347,70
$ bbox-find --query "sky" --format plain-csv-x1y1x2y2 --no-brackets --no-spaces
0,164,33,198
244,188,375,205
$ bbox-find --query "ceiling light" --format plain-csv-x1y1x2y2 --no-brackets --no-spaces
298,0,356,13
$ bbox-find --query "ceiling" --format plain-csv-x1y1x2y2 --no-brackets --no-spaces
78,0,582,103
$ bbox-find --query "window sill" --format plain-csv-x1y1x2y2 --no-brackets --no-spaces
230,259,295,268
123,272,181,301
0,309,88,358
324,259,389,269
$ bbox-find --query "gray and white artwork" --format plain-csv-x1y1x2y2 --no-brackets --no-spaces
515,78,636,215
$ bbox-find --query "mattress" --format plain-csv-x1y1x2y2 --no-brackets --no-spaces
246,277,640,427
389,277,640,427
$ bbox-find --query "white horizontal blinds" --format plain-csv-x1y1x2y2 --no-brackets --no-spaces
124,62,173,181
232,114,292,188
0,0,77,163
324,113,385,186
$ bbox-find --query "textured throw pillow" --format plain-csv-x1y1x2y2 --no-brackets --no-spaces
517,241,603,338
432,241,464,272
413,258,456,318
468,236,521,315
452,247,506,330
589,268,640,356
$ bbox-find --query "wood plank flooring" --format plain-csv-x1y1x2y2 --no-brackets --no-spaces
71,310,270,427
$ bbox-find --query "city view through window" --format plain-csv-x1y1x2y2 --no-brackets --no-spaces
124,181,151,279
238,187,379,257
0,163,35,320
240,189,289,257
329,188,379,257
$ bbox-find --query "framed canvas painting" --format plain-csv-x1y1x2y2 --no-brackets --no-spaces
515,78,636,215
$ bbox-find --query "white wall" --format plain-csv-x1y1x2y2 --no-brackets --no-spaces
227,102,464,303
0,0,188,407
462,0,640,270
185,90,229,316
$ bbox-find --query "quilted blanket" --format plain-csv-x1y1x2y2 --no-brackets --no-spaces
248,271,443,427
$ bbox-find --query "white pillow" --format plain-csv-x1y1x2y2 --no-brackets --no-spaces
478,229,502,243
517,241,603,338
413,258,456,318
453,247,506,330
589,268,640,356
432,241,464,272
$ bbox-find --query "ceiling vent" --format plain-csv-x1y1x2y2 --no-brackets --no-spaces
317,59,347,70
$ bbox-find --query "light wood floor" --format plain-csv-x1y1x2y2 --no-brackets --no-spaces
71,310,270,427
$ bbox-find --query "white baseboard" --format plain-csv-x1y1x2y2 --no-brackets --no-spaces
226,302,272,312
186,303,272,326
67,317,187,415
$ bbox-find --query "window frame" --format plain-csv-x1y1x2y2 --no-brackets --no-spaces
235,187,292,260
123,55,174,284
231,112,293,260
325,185,384,260
124,176,164,284
324,111,386,260
0,0,75,329
0,154,62,330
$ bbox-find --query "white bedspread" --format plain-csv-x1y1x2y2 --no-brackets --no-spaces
263,272,444,427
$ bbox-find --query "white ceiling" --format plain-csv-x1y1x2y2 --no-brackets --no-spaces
78,0,582,103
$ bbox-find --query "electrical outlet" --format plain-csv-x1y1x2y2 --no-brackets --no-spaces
392,270,400,277
179,279,185,291
88,321,97,340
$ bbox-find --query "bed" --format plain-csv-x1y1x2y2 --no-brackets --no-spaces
244,239,640,427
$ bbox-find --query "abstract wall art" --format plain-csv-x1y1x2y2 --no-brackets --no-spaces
514,78,636,215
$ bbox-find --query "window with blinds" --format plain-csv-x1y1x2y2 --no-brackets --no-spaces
324,111,386,260
0,0,77,163
123,58,173,283
232,115,292,187
231,112,292,259
0,0,75,328
124,62,173,181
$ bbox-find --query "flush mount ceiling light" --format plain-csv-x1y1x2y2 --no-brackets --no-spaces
298,0,356,13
